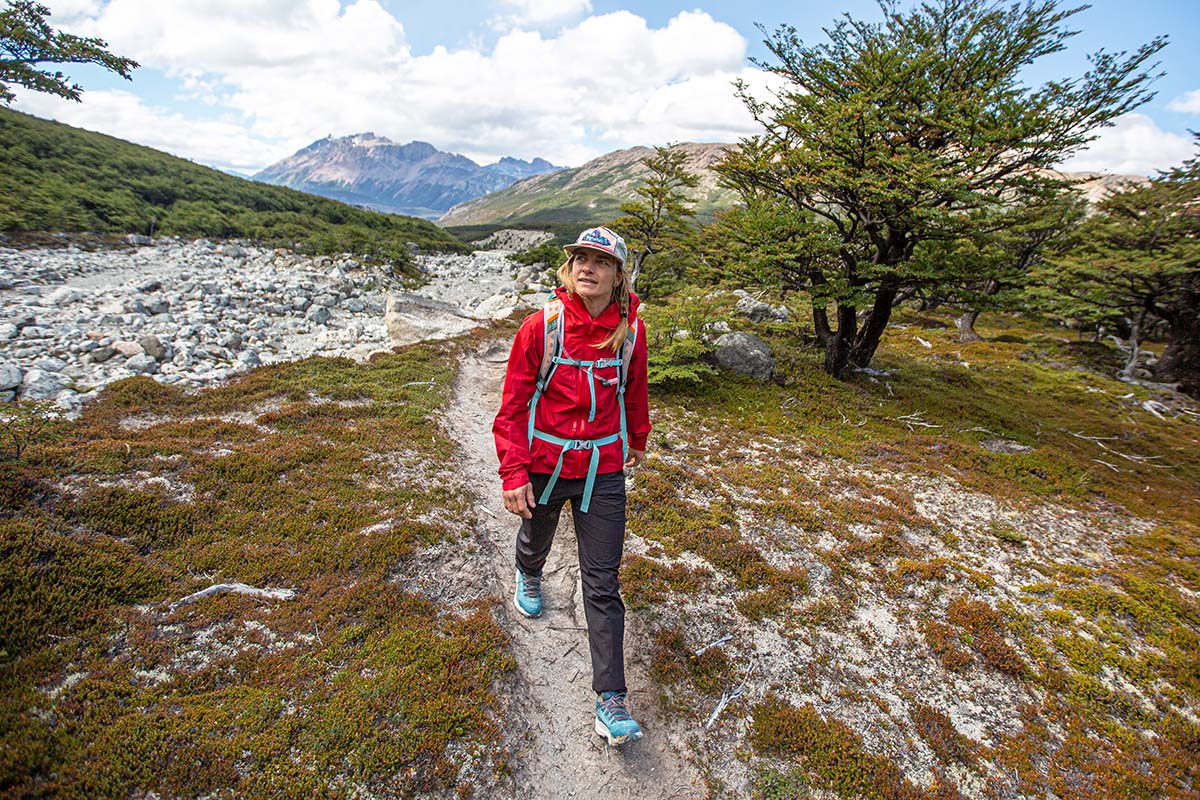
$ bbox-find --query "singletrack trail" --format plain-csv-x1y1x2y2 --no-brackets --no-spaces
443,340,705,800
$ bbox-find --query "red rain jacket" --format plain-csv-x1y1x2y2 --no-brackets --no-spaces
493,287,650,491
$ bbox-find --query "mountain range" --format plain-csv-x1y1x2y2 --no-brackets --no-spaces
437,144,1147,229
253,134,561,220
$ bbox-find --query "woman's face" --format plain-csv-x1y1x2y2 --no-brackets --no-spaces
570,249,619,305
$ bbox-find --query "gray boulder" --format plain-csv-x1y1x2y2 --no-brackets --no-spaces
126,354,160,375
713,332,774,381
733,289,791,323
32,356,66,372
90,346,116,364
385,293,481,346
313,293,339,308
140,334,168,361
21,368,68,400
307,306,331,325
0,361,22,390
46,286,85,306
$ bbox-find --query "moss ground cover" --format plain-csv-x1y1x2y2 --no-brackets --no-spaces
625,301,1199,799
0,343,515,798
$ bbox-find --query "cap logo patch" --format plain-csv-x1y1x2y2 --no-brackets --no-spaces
581,230,612,247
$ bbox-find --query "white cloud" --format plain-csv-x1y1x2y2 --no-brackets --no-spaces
10,88,293,175
34,3,772,169
493,0,591,29
1167,90,1200,114
47,0,103,26
1061,113,1194,176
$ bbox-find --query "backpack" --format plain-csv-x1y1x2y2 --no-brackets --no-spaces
526,291,639,512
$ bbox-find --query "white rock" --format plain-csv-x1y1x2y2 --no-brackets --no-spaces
32,356,67,372
46,286,86,305
21,368,68,400
125,354,159,374
113,340,143,357
0,361,22,390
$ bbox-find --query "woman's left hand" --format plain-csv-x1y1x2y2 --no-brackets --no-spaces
624,449,645,469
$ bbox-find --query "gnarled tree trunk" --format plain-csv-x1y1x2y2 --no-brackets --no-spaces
957,310,983,343
1153,277,1200,397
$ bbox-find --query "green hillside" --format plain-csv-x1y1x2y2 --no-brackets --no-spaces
437,142,740,229
0,108,468,262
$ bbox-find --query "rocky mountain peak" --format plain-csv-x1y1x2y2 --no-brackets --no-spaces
254,135,562,220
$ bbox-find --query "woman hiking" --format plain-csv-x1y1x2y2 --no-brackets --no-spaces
492,225,651,746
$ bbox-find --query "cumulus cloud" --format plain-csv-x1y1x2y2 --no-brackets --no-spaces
1060,113,1194,176
32,2,774,169
492,0,592,29
1167,90,1200,114
11,88,294,175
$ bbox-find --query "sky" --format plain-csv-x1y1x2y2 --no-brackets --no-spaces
9,0,1200,177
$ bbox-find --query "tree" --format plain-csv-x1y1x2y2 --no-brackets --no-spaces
1034,140,1200,393
1,1,137,105
610,144,700,294
718,0,1165,377
923,190,1086,342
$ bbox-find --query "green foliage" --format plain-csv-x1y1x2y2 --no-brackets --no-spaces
609,144,701,299
638,288,731,387
645,336,718,387
0,1,137,104
511,239,564,268
0,107,468,265
751,695,935,799
719,0,1165,376
1034,136,1200,391
699,192,839,300
918,191,1087,336
0,399,61,461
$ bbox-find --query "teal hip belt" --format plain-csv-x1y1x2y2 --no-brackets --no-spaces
529,430,621,513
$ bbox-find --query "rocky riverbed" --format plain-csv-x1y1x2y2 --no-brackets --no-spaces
0,236,554,414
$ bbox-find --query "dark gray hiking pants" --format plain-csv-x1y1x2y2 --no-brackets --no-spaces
515,471,627,694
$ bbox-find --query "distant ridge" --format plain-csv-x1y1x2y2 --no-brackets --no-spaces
254,133,562,220
439,142,1150,229
439,143,738,228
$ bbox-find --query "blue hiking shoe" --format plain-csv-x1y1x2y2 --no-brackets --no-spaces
513,569,542,618
595,691,643,746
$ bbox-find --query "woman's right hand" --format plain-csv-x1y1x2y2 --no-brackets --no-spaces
503,483,537,519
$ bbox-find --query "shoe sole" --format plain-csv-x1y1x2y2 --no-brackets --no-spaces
594,717,643,746
512,588,541,619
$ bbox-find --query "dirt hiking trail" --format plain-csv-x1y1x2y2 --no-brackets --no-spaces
443,340,705,800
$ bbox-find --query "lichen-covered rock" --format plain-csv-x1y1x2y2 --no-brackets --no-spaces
733,289,791,323
385,293,481,345
20,368,68,399
712,331,774,380
125,354,159,375
0,360,22,390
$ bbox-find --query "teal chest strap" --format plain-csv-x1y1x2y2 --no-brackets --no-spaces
527,356,627,513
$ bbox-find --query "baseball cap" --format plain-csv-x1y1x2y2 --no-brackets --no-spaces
563,226,627,268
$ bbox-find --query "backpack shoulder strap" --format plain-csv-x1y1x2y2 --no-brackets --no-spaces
616,317,638,391
528,292,564,445
536,292,564,391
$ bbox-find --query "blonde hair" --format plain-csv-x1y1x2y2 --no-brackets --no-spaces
557,252,631,353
